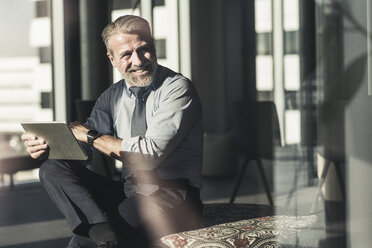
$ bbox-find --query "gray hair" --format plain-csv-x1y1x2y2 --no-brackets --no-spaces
102,15,154,55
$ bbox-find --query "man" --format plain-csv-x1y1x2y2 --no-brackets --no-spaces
22,15,203,248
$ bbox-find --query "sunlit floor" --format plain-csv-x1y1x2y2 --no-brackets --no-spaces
0,146,346,248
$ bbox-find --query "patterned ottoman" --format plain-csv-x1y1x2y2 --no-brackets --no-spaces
158,215,317,248
153,204,318,248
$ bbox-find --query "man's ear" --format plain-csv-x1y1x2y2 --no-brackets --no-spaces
107,52,117,67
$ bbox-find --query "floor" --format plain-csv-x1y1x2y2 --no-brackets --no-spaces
0,146,346,248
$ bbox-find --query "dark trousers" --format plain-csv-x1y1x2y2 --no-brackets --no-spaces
39,159,203,248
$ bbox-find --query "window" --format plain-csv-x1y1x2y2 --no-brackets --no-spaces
0,0,53,185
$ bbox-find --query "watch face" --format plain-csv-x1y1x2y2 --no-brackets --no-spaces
88,130,99,138
87,130,99,147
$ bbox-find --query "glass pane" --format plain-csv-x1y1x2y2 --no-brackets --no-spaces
284,30,299,54
283,0,299,31
153,0,179,71
256,55,274,91
257,32,273,55
284,54,300,90
154,38,167,59
255,0,272,32
0,0,53,185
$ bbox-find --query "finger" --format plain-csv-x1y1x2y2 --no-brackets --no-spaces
27,144,48,154
21,133,37,141
30,149,46,159
21,133,28,140
25,139,46,147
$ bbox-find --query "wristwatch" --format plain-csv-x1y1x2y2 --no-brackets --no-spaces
87,129,100,147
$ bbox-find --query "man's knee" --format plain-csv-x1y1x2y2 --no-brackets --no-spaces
39,160,69,184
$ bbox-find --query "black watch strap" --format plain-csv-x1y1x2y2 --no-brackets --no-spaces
87,129,100,147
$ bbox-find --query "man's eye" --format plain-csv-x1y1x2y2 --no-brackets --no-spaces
122,53,131,59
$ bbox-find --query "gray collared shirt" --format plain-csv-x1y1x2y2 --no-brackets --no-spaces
86,65,203,197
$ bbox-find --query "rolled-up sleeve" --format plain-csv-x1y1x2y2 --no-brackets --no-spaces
121,78,202,171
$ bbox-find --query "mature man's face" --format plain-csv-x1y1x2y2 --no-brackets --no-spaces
107,33,157,87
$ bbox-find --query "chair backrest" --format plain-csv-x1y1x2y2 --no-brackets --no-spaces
233,101,281,160
75,99,96,123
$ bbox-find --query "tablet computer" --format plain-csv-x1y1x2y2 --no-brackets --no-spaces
21,122,88,160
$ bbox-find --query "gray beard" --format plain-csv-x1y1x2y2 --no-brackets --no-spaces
123,74,153,87
121,63,157,87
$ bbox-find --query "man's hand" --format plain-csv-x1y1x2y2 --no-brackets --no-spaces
21,133,48,159
69,121,90,143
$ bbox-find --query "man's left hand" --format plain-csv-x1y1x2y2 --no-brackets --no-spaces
69,121,90,143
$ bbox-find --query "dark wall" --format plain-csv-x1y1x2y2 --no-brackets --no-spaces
62,0,111,121
79,0,111,101
190,0,246,134
63,0,81,122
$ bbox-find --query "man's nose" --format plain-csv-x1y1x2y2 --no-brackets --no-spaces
130,51,142,66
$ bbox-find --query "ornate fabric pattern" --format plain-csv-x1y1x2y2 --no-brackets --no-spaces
160,215,317,248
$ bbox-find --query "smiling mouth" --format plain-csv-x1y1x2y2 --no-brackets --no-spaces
127,64,151,74
132,69,147,73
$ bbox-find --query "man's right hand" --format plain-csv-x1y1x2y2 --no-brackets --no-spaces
21,133,49,159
